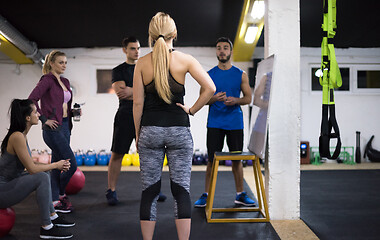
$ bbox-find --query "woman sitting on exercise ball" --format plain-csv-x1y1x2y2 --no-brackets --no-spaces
0,99,74,239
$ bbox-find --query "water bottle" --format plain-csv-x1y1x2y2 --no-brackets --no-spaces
73,103,81,122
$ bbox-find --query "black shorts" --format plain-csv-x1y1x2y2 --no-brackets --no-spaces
111,107,135,154
206,128,243,163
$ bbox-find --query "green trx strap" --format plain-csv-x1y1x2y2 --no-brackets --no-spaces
319,0,342,160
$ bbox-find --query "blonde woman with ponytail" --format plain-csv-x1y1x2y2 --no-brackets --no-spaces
29,50,78,214
133,12,215,240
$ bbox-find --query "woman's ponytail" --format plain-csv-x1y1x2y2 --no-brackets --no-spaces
148,12,177,104
1,99,34,154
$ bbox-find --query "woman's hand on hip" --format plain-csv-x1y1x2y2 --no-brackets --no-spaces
45,119,59,129
176,103,191,114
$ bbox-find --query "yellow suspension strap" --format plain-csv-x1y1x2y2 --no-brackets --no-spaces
319,0,342,160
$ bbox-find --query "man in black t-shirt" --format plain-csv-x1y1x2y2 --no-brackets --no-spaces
106,37,140,205
106,37,167,206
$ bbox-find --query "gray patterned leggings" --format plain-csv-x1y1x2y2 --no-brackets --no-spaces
138,126,193,221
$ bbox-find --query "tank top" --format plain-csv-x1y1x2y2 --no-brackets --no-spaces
141,73,190,127
0,150,26,184
63,90,71,103
207,65,244,130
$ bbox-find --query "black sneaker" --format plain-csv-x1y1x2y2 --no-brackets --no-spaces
52,214,75,227
40,225,73,239
106,189,119,206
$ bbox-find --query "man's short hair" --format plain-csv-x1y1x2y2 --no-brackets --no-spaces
122,36,139,48
216,37,233,49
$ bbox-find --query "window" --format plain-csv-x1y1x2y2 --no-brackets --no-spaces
96,69,114,94
311,67,350,91
352,65,380,93
357,70,380,89
309,63,380,94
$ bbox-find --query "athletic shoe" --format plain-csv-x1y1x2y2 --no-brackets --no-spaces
40,225,73,239
235,192,255,206
52,214,75,227
158,192,167,202
54,201,71,214
59,195,74,212
106,189,119,206
194,193,208,208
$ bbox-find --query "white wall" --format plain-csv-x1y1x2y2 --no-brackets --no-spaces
0,47,252,154
2,46,378,158
252,46,380,162
300,47,380,162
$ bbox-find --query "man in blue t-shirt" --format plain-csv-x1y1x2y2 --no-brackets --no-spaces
195,37,255,207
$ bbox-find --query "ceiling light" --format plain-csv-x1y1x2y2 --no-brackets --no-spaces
244,25,259,44
250,0,265,20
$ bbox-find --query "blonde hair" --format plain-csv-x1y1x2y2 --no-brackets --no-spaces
42,50,66,75
148,12,177,104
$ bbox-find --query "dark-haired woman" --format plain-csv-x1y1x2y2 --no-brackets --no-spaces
0,99,74,239
29,50,77,213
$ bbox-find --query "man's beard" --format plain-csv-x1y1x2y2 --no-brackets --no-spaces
217,54,231,63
